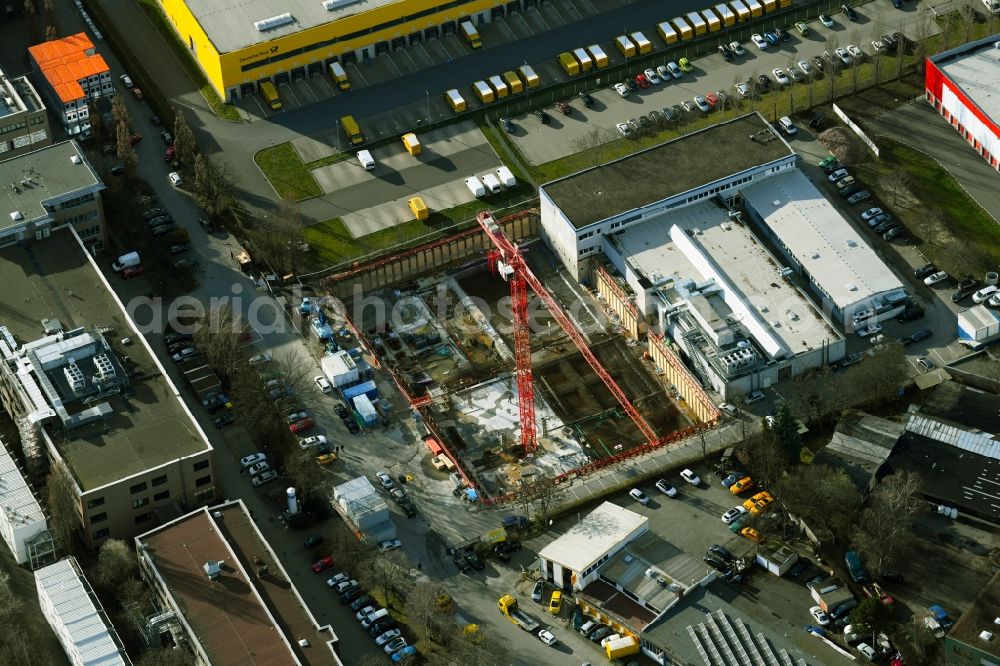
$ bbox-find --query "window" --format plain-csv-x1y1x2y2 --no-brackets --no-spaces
59,193,96,210
152,474,168,487
129,481,147,494
92,528,110,540
154,490,170,502
134,512,153,525
90,512,107,523
132,497,149,509
87,497,105,509
195,475,212,487
193,460,209,471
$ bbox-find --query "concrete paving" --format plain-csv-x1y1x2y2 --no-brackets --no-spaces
866,99,1000,224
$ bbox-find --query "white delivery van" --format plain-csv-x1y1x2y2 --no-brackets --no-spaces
496,166,516,188
481,173,502,194
357,150,375,170
112,251,140,272
464,176,486,197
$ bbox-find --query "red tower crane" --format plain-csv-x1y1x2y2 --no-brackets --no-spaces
476,211,657,456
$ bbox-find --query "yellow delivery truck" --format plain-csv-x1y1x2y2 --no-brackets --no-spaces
587,44,609,68
328,61,350,91
401,133,421,156
657,21,679,44
686,11,707,35
558,52,580,76
714,3,737,26
518,64,540,88
460,20,481,48
259,80,282,110
472,80,494,103
630,31,652,53
745,0,764,17
615,34,636,57
672,16,694,40
340,115,363,145
488,74,509,98
702,9,722,31
572,47,593,72
729,0,751,21
502,70,523,94
444,89,466,112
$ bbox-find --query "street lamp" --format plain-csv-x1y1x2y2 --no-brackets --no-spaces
425,89,430,125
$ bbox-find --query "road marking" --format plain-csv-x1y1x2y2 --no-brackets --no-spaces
530,7,552,30
439,36,459,60
559,0,583,20
384,54,404,77
398,48,420,73
350,64,369,87
515,12,534,36
494,17,518,41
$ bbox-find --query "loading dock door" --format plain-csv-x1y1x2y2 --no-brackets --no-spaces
441,21,456,35
342,51,357,65
273,71,290,85
409,32,422,46
507,1,521,14
375,41,389,56
391,36,406,50
307,62,322,76
290,67,305,81
424,26,439,40
239,82,255,96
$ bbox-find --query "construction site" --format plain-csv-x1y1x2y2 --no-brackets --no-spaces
325,211,720,503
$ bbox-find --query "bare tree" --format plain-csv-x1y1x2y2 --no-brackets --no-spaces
781,464,860,542
854,470,923,575
405,581,452,643
114,119,138,176
0,570,31,665
44,25,57,41
359,551,410,609
136,648,196,666
46,465,80,555
173,111,197,165
112,94,128,130
42,0,55,28
194,155,238,220
253,203,307,275
95,538,138,590
192,304,250,378
741,429,789,498
854,343,908,404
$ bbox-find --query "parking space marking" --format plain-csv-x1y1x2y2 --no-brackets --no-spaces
558,0,584,21
514,12,535,36
537,4,564,29
575,0,600,15
409,43,435,70
396,48,421,74
314,75,335,97
295,81,318,104
493,17,519,41
383,54,405,77
422,39,448,64
526,7,552,31
349,64,369,87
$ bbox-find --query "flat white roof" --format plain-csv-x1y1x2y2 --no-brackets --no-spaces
35,558,129,666
617,201,837,358
0,439,45,525
741,170,904,312
188,0,396,54
538,502,646,573
936,38,1000,125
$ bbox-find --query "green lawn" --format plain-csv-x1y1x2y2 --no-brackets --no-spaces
254,144,323,201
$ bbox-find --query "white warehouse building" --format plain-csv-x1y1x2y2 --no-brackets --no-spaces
538,114,905,398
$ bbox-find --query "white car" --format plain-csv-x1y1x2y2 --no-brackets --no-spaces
798,59,812,75
378,539,402,553
655,479,678,497
240,452,266,467
326,572,350,587
872,39,885,53
285,410,309,424
835,47,852,65
251,470,278,487
828,168,849,182
847,44,863,59
171,347,197,362
730,41,746,56
820,14,834,27
354,604,377,619
613,82,629,97
809,606,831,626
314,375,332,393
681,469,701,486
667,61,683,78
629,488,649,505
247,461,270,476
751,33,768,49
972,285,999,304
383,637,408,655
299,435,328,450
923,271,949,286
537,629,557,646
857,323,883,338
375,628,402,646
168,171,182,187
694,95,711,112
656,65,671,80
376,470,394,489
120,74,134,88
722,506,748,524
860,207,884,221
772,68,790,86
644,67,661,84
735,82,750,98
989,293,1000,307
248,353,272,365
616,122,633,137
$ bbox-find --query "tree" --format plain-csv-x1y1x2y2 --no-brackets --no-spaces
136,648,196,666
173,111,197,165
46,464,80,555
405,582,451,643
96,538,138,590
854,343,908,404
23,0,37,44
0,570,32,665
115,118,137,176
193,155,238,220
741,429,789,498
854,471,923,575
253,203,307,275
42,0,55,28
193,304,249,378
849,595,889,633
769,401,802,459
44,25,57,41
112,94,129,131
359,551,410,609
782,465,860,542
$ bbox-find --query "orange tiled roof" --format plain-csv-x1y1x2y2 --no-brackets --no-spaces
28,32,109,103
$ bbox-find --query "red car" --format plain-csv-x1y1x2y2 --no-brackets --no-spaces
289,417,314,433
131,87,144,101
129,133,143,146
555,101,570,115
311,556,334,573
705,92,718,108
634,74,651,89
164,145,175,162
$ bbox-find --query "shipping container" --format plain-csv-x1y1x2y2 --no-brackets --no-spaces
342,379,378,402
472,80,494,103
605,636,640,659
460,20,482,48
586,44,609,68
614,34,637,57
630,31,652,53
353,394,378,426
572,47,593,72
444,89,466,112
502,70,523,94
328,61,350,91
657,21,679,44
745,0,764,17
558,52,580,76
714,3,737,25
702,8,722,31
517,64,540,88
763,0,777,10
401,132,422,155
671,16,694,40
686,11,708,35
729,0,751,21
488,74,509,98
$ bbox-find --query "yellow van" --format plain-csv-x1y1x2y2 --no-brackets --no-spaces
408,197,429,220
502,70,523,94
444,89,466,112
401,133,421,156
614,35,636,57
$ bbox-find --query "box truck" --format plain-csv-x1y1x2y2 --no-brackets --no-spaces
496,166,516,187
340,115,363,145
686,11,708,34
630,31,652,53
517,64,540,88
672,16,694,40
259,80,282,110
572,47,593,72
487,74,509,98
729,0,751,21
401,133,421,156
460,20,481,48
482,173,502,194
112,251,140,271
328,61,350,91
357,150,375,170
714,3,737,25
472,80,494,103
558,52,580,76
745,0,764,17
702,9,722,31
502,70,523,93
587,44,609,68
657,21,679,44
763,0,777,10
465,176,486,197
614,34,636,57
444,89,466,112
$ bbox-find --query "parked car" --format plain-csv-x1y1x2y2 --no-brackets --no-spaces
923,271,949,286
667,61,683,78
579,91,595,108
213,414,235,428
730,477,754,494
809,606,831,626
914,263,938,279
555,101,571,114
820,13,834,27
376,470,394,489
847,190,871,204
299,435,328,450
304,535,324,549
680,469,701,485
629,488,649,505
643,67,661,84
709,545,735,562
883,226,906,241
745,389,765,404
842,3,858,21
772,68,790,86
730,41,746,56
722,506,748,524
856,323,882,338
532,580,545,602
537,629,558,646
634,73,650,89
655,479,677,497
533,109,551,124
314,375,332,393
694,95,711,112
289,418,314,433
499,117,515,133
378,539,402,553
751,33,768,49
311,556,334,573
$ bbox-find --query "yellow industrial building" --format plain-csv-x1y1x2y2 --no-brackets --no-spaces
158,0,519,101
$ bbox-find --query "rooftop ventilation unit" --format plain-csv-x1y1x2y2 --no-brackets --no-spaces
203,560,222,580
93,353,116,382
70,155,81,164
323,0,363,9
9,211,22,221
254,12,294,32
64,362,86,393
